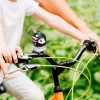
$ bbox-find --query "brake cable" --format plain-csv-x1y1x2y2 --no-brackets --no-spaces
68,48,98,100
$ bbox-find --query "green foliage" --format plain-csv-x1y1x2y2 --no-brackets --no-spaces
1,0,100,100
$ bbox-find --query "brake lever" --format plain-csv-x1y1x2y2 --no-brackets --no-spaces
20,64,41,71
18,55,32,64
18,55,32,60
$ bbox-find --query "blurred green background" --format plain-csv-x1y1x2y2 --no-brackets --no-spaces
0,0,100,100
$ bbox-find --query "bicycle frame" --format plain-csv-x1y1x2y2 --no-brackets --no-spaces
29,40,96,100
27,29,98,100
24,44,87,100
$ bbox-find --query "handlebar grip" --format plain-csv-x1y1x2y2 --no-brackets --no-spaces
3,55,32,64
83,39,98,53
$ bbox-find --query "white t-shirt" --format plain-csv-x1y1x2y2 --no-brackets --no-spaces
0,0,39,83
0,0,39,49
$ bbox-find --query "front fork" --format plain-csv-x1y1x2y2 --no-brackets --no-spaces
49,67,64,100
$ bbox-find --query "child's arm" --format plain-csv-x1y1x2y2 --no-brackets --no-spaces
0,24,23,78
0,24,9,77
36,0,95,34
32,7,88,42
36,0,100,52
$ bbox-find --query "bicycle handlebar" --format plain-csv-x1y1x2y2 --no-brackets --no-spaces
16,28,98,68
15,38,98,73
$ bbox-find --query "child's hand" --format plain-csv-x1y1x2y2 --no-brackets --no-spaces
0,42,23,78
88,34,100,53
10,46,23,63
81,34,100,53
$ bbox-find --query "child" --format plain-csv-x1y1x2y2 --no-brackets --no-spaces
0,0,98,100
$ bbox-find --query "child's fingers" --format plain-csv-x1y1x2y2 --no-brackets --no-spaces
97,43,100,53
11,50,18,63
7,50,12,64
2,52,9,63
0,55,8,78
15,46,23,56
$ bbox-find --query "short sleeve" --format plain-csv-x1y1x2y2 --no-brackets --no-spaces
25,0,39,16
0,7,3,24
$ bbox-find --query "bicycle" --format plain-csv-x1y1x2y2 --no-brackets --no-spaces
0,27,99,100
